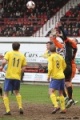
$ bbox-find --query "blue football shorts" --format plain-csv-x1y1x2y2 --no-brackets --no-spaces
49,78,65,90
4,78,20,92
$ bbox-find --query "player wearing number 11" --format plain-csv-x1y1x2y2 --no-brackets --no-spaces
1,42,27,115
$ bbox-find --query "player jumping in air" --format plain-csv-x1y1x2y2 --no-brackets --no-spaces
0,42,26,115
50,22,78,108
47,44,66,114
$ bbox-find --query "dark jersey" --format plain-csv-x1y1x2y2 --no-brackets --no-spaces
59,26,77,65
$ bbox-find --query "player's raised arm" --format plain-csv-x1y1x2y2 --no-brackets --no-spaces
51,37,63,49
50,29,63,49
57,22,67,42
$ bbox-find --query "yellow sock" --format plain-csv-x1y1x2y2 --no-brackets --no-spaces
59,95,65,110
16,94,22,109
3,97,10,113
50,93,58,108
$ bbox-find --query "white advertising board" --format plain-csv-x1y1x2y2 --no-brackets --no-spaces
0,72,80,83
0,37,79,83
0,43,47,63
23,73,47,82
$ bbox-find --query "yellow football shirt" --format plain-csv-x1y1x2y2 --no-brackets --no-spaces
48,53,66,79
4,50,27,80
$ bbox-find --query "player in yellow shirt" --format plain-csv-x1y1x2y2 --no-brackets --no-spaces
0,42,26,115
47,44,66,114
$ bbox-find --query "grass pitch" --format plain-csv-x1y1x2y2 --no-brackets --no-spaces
0,84,80,120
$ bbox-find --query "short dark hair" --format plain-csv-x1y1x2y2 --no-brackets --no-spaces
12,42,20,50
50,44,56,52
46,41,53,45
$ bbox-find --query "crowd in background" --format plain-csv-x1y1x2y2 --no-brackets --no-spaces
60,3,80,36
0,0,69,36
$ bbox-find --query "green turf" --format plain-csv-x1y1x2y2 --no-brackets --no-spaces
0,84,80,120
9,84,80,104
9,84,51,104
21,84,80,104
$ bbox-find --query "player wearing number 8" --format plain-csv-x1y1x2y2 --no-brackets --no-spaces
47,44,66,114
1,42,26,115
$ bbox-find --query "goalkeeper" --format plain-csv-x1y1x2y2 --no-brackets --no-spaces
50,23,78,108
